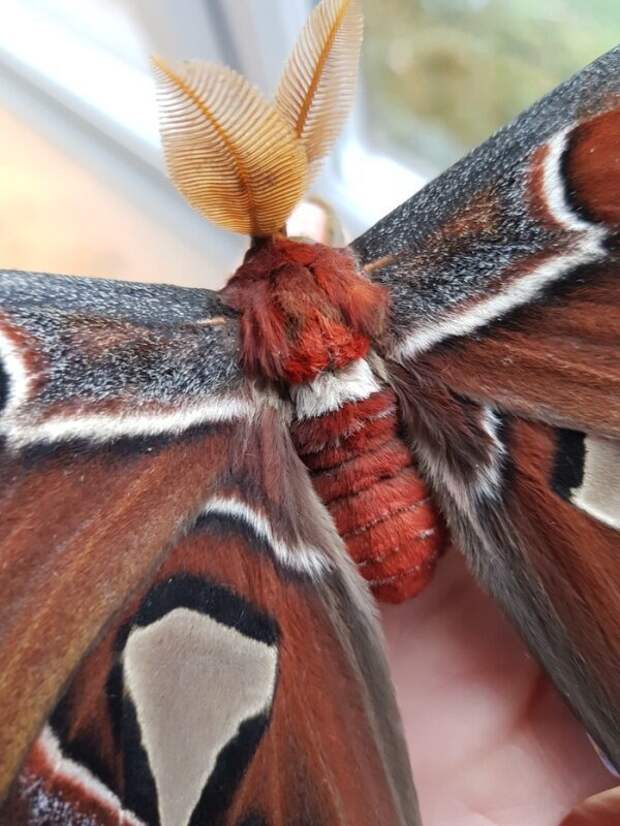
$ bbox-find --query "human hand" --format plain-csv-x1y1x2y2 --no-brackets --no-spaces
382,551,617,825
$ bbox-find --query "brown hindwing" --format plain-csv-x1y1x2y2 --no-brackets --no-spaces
3,411,419,826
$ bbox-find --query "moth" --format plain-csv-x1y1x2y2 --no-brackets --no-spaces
0,0,618,823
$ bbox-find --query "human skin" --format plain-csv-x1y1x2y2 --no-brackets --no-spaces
382,551,618,826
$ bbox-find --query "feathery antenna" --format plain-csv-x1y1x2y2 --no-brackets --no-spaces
276,0,364,176
152,0,364,237
152,58,308,236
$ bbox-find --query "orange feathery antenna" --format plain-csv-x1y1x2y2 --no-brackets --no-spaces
152,0,363,236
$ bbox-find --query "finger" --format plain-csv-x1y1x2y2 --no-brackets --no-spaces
561,786,620,825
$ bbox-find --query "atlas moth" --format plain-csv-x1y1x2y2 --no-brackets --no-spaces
0,0,618,824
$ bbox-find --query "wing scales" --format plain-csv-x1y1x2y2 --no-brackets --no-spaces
353,47,619,359
2,409,420,825
353,47,620,774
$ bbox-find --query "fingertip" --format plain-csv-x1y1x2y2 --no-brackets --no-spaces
561,785,620,825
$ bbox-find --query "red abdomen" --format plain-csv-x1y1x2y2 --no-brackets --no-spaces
291,364,445,603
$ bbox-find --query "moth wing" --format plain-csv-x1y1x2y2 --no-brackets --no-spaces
3,404,419,825
353,46,619,434
352,49,620,768
0,269,251,799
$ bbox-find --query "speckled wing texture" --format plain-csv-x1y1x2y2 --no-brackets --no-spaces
0,270,419,824
354,46,620,771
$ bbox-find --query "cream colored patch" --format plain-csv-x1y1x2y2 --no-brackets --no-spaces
292,358,381,419
124,608,278,826
573,436,620,530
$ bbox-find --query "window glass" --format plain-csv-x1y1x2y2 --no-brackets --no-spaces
18,0,146,66
363,0,619,171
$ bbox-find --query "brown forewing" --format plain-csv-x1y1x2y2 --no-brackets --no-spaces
420,262,620,437
0,426,233,802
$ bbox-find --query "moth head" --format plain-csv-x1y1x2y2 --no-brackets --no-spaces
152,0,363,239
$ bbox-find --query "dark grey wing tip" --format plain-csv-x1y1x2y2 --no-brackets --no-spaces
352,45,620,267
0,268,238,325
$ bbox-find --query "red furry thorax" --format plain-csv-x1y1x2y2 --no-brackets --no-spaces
221,237,388,384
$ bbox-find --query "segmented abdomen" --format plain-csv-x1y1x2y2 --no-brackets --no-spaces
291,368,445,602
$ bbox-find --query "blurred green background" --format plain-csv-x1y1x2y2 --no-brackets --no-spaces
363,0,619,171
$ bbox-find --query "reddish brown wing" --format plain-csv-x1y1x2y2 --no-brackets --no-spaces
0,270,418,824
0,270,248,800
0,424,236,804
353,49,620,770
3,408,419,826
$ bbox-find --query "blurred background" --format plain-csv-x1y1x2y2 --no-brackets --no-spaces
0,0,616,289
